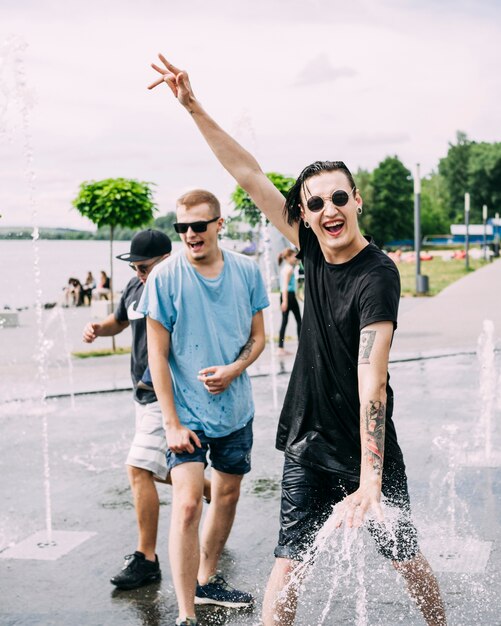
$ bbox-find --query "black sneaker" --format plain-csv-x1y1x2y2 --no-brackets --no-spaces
195,574,254,608
110,551,161,590
175,618,197,626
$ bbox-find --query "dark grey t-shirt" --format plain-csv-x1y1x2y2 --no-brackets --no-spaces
276,226,404,479
115,277,156,405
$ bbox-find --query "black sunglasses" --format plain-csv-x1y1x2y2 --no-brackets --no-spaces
306,187,356,212
128,259,159,274
174,216,220,234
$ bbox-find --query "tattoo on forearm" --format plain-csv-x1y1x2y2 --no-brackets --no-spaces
364,400,385,476
358,330,376,364
237,337,255,361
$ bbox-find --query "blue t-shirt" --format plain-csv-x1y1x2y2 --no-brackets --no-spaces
138,249,269,437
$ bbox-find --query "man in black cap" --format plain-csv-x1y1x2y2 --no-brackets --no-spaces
83,229,175,589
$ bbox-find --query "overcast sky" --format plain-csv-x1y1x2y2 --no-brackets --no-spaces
1,0,500,229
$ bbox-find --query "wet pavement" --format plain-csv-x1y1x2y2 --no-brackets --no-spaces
1,263,501,625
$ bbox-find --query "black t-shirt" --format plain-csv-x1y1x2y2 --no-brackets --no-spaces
115,277,156,405
276,225,404,479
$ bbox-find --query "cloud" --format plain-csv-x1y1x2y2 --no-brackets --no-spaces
294,53,357,87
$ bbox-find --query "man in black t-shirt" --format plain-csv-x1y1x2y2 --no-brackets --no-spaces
83,229,174,590
148,56,447,626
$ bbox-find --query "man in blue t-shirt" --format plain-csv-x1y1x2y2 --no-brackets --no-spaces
139,189,269,626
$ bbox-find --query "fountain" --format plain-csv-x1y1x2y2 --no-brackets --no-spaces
0,37,94,561
232,109,284,407
419,424,492,574
460,319,501,467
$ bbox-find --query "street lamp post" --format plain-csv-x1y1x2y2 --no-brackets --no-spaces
414,163,428,294
414,164,421,286
495,212,500,258
482,204,488,261
465,192,470,271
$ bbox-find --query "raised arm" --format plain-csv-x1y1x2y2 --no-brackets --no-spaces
336,320,394,528
148,54,299,247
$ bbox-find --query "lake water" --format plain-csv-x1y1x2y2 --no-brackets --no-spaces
0,239,184,309
0,238,281,310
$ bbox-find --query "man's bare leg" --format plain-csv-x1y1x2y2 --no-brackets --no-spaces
155,472,212,503
197,469,242,584
127,465,159,562
262,557,303,626
393,551,447,626
169,462,205,621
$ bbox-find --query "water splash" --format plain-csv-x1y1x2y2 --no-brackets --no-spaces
430,425,469,538
460,320,501,467
260,212,278,410
275,502,403,625
9,36,53,543
44,307,76,409
232,110,279,408
477,319,496,460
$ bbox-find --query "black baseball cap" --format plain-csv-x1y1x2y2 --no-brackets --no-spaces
116,229,172,262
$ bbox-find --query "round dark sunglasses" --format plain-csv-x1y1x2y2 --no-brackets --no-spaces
306,187,356,212
174,216,219,234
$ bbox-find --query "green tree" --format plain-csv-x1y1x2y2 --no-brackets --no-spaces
153,211,181,241
420,172,450,236
353,167,373,235
367,156,413,247
438,131,473,222
231,172,295,227
467,142,501,223
222,214,253,241
73,178,157,348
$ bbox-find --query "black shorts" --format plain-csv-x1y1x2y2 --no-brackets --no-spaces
274,456,419,563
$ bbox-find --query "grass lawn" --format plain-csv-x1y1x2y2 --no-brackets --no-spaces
72,346,131,358
397,255,490,297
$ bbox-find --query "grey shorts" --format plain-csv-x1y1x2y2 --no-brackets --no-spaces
125,401,168,480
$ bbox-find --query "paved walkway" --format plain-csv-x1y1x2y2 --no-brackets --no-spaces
392,258,501,358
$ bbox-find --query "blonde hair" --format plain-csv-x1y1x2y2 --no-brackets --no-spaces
176,189,221,217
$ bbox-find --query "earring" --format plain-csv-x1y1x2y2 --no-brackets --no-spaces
304,220,311,229
357,205,363,215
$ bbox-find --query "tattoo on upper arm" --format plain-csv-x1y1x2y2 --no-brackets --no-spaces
364,400,385,476
358,330,376,364
237,337,255,361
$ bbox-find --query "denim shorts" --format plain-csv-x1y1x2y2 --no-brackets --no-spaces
166,419,253,476
275,456,419,563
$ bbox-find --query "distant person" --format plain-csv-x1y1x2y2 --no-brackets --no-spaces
139,189,269,626
148,55,447,626
277,248,302,356
82,271,96,305
82,229,209,591
63,277,83,307
94,270,111,300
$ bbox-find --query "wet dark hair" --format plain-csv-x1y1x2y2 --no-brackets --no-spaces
283,161,357,226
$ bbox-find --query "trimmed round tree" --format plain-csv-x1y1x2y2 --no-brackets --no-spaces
73,178,157,346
